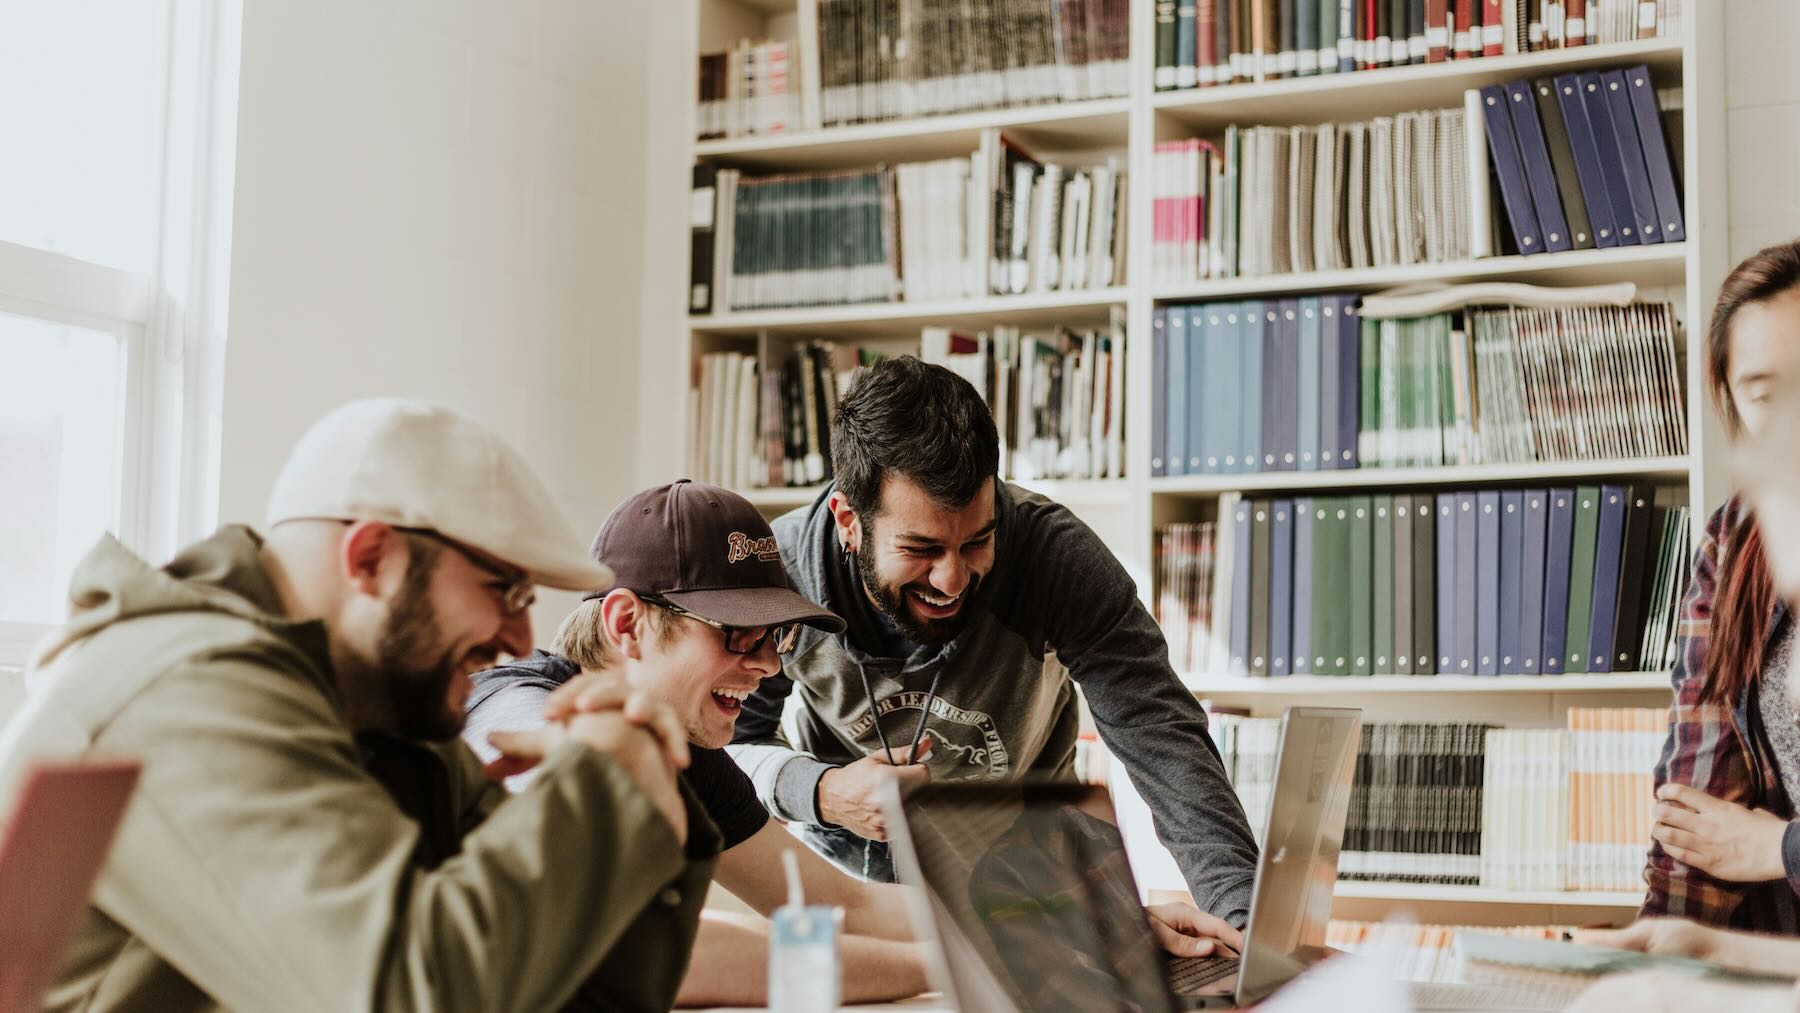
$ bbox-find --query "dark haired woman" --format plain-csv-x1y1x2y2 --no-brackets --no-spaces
1641,239,1800,933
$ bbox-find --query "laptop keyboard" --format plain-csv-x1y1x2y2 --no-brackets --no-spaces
1166,955,1239,995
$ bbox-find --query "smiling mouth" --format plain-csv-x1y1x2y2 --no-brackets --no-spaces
711,686,752,715
909,588,963,617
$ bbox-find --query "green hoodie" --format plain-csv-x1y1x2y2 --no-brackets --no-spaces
0,526,719,1012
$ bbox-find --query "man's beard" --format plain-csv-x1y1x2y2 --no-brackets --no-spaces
855,536,979,646
375,551,468,742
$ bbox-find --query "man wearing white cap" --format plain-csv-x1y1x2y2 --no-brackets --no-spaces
0,399,717,1012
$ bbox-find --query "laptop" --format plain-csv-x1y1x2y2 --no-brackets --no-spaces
884,706,1362,1010
0,760,141,1013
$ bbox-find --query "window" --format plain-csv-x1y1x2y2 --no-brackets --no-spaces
0,0,241,663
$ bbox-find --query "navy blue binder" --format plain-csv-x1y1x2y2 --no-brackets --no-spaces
1166,307,1188,477
1239,303,1265,474
1186,304,1208,474
1152,307,1168,477
1230,496,1253,673
1455,492,1478,675
1586,484,1629,673
1479,84,1545,255
1336,298,1360,468
1318,296,1342,471
1498,491,1524,673
1553,72,1621,248
1579,71,1648,246
1271,499,1295,676
1436,493,1457,674
1505,80,1573,253
1299,297,1322,471
1260,304,1282,471
1600,69,1665,246
1476,490,1501,675
1519,489,1549,675
1541,487,1576,673
1292,496,1315,673
1624,64,1685,244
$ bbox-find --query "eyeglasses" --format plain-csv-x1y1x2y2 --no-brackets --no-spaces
644,596,800,655
402,528,536,616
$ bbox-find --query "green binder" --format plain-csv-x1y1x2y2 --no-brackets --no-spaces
1373,496,1395,673
1349,495,1374,676
1311,498,1349,676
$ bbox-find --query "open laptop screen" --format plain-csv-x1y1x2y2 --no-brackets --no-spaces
893,781,1177,1013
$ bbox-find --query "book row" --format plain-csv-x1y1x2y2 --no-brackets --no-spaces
1154,0,1684,91
1475,66,1685,257
1326,922,1572,985
689,343,855,491
697,38,800,141
1213,708,1667,888
1148,297,1684,477
815,0,1131,129
1151,108,1472,285
1153,486,1691,677
689,134,1127,314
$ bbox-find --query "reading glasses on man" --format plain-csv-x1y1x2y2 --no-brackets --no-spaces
645,596,800,655
401,527,536,615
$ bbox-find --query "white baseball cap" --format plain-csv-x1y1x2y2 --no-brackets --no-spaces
266,398,613,592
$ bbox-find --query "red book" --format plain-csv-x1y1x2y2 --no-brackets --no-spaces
1364,0,1378,69
1565,0,1586,45
1198,0,1218,85
1426,0,1449,60
1482,0,1503,54
1453,0,1476,56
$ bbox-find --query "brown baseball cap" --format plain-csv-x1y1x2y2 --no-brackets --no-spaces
587,480,844,633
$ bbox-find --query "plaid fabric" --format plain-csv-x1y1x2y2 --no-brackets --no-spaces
1642,497,1800,932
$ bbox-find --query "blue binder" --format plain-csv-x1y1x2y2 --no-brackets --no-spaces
1239,302,1265,474
1599,69,1665,246
1498,491,1524,673
1519,489,1549,675
1271,499,1295,677
1478,84,1544,255
1553,72,1621,248
1436,493,1457,674
1541,487,1576,673
1586,484,1629,673
1209,304,1241,473
1504,80,1573,254
1151,308,1168,476
1260,303,1282,471
1299,297,1322,471
1579,71,1648,246
1624,64,1685,244
1186,304,1208,474
1230,497,1253,673
1275,300,1302,471
1292,496,1315,673
1476,490,1501,675
1166,307,1188,477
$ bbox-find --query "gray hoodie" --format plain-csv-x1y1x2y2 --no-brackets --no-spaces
727,482,1259,925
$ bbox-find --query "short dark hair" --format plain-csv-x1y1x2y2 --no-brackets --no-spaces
831,355,1000,517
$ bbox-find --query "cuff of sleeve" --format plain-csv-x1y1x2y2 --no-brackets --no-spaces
772,754,837,826
1783,820,1800,894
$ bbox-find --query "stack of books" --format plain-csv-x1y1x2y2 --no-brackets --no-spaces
1155,0,1686,91
1210,708,1668,889
1150,109,1470,285
1155,488,1690,677
689,344,854,490
697,38,799,140
1149,298,1685,477
1473,66,1685,256
689,131,1127,314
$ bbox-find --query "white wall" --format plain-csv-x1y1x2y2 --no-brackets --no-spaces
1725,1,1800,261
220,0,654,635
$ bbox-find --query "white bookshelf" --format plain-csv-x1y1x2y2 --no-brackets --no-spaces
674,0,1728,924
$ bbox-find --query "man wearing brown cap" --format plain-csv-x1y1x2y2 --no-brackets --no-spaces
464,480,932,1007
0,399,714,1012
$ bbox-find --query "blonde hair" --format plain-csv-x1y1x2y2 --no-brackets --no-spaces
553,594,670,670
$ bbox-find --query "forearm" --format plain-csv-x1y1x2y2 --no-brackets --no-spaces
1710,928,1800,978
675,912,929,1008
839,881,917,940
727,742,835,825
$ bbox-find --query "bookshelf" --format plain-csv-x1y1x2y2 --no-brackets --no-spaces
673,0,1728,925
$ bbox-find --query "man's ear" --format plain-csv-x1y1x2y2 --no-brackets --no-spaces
599,589,651,660
339,521,405,600
826,491,863,554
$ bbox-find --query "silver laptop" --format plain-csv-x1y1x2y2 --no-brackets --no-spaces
884,706,1362,1011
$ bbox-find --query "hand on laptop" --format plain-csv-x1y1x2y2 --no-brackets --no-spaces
818,737,932,841
1649,783,1789,884
1146,900,1243,959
